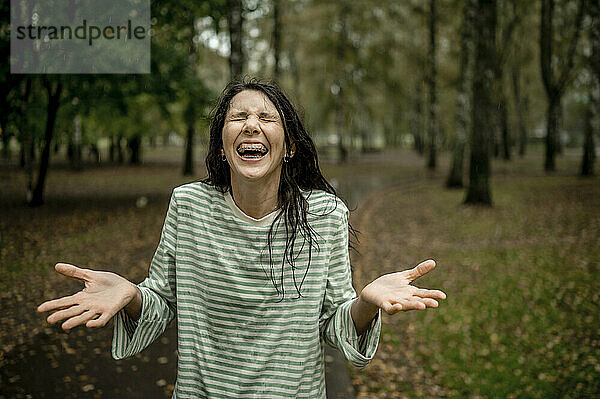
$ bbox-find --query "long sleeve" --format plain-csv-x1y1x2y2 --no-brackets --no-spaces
112,191,178,360
319,204,381,370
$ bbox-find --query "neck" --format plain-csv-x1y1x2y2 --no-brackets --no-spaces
230,175,280,219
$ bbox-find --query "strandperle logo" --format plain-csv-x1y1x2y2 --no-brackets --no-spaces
15,19,147,46
11,0,150,74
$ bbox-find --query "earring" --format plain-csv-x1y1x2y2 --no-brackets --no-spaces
221,149,227,162
283,153,290,163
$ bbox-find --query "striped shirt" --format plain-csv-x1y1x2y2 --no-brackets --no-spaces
112,182,381,398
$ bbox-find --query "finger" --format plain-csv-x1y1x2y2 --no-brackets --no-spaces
413,288,447,300
38,293,80,313
62,310,99,331
55,263,91,282
415,297,439,308
406,259,436,282
86,313,111,328
47,305,86,324
397,299,427,311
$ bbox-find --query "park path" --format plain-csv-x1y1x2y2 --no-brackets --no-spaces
0,152,429,399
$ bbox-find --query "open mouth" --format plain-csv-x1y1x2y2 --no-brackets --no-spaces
236,143,268,160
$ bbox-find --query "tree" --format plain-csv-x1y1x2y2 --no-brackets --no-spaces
411,81,425,155
580,93,596,176
19,78,33,199
581,0,599,176
334,1,350,163
272,0,282,81
426,0,439,170
511,65,529,157
540,0,585,171
490,0,523,161
30,78,63,206
465,0,496,206
152,0,218,175
447,0,476,188
228,0,244,80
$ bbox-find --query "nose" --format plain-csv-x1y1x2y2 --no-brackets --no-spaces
242,116,260,135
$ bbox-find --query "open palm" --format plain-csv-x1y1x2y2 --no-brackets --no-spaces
37,263,138,330
360,259,446,315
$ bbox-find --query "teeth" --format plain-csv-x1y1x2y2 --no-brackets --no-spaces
236,143,268,157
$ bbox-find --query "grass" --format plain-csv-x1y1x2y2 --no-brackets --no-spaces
350,150,600,398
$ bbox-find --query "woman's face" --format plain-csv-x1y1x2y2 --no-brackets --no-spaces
222,90,288,188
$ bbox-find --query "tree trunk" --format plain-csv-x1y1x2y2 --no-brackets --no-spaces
447,0,475,188
117,133,124,163
500,97,510,160
545,95,559,171
30,80,62,206
183,121,195,176
511,66,528,156
411,82,425,155
465,0,496,206
426,0,438,170
109,134,115,162
227,0,244,81
582,0,599,175
335,2,349,163
71,115,82,171
0,114,10,160
592,0,600,85
555,103,563,155
272,0,281,81
128,135,141,165
19,78,33,200
580,98,595,176
540,0,585,172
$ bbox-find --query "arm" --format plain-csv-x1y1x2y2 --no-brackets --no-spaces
350,296,379,336
112,191,179,359
124,286,142,321
319,205,381,369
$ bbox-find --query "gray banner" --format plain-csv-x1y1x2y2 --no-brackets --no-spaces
11,0,150,73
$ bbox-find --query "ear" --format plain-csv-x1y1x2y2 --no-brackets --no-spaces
289,141,296,157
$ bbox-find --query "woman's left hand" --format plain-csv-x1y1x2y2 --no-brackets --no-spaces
359,259,446,315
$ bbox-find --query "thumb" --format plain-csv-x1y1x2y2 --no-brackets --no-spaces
55,263,90,282
406,259,436,282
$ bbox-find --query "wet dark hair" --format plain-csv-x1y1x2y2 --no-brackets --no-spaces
204,78,342,299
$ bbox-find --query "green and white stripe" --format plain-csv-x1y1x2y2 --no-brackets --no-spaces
112,182,381,399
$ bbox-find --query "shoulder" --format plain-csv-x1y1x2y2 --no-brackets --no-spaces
303,189,348,224
172,181,222,206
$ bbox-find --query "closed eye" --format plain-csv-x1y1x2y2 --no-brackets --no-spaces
259,113,278,122
228,112,247,121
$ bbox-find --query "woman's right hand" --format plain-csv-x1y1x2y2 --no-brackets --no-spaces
37,263,141,330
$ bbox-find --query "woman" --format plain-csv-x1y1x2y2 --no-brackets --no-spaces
38,80,446,398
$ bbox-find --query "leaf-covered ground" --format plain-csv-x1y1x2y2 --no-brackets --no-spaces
0,164,194,398
349,153,600,398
